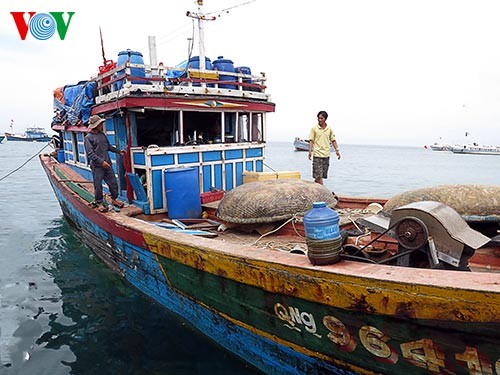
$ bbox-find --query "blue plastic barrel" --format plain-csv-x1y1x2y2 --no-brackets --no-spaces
57,149,65,163
213,56,236,89
188,56,213,86
164,167,202,219
188,56,213,70
115,50,146,90
235,66,252,90
303,202,340,240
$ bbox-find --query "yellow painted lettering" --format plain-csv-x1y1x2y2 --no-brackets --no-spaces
323,315,356,352
359,326,398,364
274,303,293,326
401,339,445,372
455,346,492,374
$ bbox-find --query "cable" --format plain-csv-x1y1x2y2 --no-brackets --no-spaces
0,141,52,182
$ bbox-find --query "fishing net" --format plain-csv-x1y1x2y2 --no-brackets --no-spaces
383,184,500,217
216,179,337,224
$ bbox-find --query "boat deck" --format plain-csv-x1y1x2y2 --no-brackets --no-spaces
44,153,500,274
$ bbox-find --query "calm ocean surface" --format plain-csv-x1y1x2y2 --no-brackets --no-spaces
1,140,499,375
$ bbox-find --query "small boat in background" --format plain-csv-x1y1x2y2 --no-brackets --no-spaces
429,142,451,151
5,120,52,142
5,127,52,142
294,137,335,152
293,137,309,151
451,143,500,155
0,135,5,143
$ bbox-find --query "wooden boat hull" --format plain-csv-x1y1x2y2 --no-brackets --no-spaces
40,155,500,375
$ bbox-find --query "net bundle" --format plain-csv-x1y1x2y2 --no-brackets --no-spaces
216,179,337,224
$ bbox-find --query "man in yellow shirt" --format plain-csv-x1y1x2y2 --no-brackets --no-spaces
308,110,341,185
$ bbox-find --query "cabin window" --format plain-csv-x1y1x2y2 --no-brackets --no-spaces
182,111,221,144
224,112,236,142
72,133,80,163
136,111,178,147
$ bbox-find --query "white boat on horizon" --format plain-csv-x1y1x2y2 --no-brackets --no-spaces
451,143,500,155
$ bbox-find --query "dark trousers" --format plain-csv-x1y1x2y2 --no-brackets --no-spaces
92,166,119,202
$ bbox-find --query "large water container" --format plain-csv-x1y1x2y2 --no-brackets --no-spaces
303,202,342,265
164,167,202,219
213,56,236,89
188,56,213,70
187,56,213,86
115,50,146,90
235,66,252,90
57,149,65,163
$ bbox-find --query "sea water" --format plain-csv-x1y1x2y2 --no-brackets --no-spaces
1,141,499,374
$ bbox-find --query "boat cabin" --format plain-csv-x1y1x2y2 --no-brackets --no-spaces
52,53,275,215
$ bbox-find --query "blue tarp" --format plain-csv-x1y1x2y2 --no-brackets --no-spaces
54,81,97,125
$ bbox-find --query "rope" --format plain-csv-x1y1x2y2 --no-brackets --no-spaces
0,141,52,182
252,214,299,244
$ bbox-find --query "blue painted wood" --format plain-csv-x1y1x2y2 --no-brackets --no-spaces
235,162,243,186
245,161,253,171
225,163,233,190
214,164,222,189
133,152,145,165
126,173,148,201
202,165,211,191
179,152,199,163
225,149,243,160
152,169,163,209
246,147,263,157
151,154,174,166
202,150,222,162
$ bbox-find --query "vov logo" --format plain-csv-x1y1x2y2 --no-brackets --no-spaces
11,12,75,40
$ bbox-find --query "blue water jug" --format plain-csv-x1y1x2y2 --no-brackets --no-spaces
303,202,340,241
115,50,146,90
213,56,236,89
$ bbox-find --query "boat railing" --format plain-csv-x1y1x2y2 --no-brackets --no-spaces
94,61,270,104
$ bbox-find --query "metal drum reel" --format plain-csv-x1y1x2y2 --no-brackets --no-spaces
389,201,490,270
394,217,429,250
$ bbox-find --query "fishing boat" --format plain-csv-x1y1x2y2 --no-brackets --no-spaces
294,137,309,151
40,3,499,374
5,124,52,142
294,137,335,152
451,143,500,156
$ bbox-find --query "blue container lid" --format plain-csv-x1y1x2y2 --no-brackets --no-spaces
312,202,327,208
213,56,234,64
118,50,143,57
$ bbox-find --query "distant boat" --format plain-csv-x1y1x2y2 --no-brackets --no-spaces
429,142,451,151
294,137,335,152
451,143,500,155
0,135,5,143
293,137,309,151
5,127,52,142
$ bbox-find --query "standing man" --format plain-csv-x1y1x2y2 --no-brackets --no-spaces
84,115,124,212
308,110,341,185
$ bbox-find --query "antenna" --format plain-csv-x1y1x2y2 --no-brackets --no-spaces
99,26,107,65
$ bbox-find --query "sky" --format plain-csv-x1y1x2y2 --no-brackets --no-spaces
1,0,500,146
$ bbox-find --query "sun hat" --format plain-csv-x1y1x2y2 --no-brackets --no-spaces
88,115,105,130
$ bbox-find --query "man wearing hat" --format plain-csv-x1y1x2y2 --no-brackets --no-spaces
84,115,124,211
